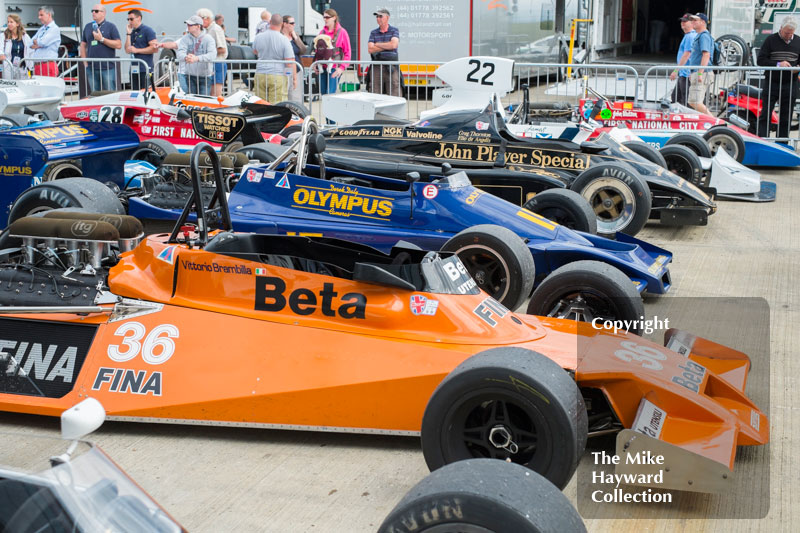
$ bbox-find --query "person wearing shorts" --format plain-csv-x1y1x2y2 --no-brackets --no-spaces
686,13,715,114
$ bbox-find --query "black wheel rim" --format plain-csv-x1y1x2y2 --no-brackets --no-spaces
443,389,552,472
454,245,511,304
667,156,693,181
540,288,624,324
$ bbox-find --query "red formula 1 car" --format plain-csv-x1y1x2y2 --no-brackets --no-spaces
59,86,304,163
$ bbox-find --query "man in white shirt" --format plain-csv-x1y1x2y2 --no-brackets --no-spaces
30,5,61,76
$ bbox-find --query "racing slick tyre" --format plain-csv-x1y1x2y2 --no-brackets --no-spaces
441,225,535,311
235,142,286,163
664,133,712,158
523,189,597,234
421,347,588,491
0,114,29,128
569,164,651,237
622,140,668,168
131,139,178,167
659,144,704,185
275,100,310,118
703,125,746,163
42,159,83,181
526,260,645,335
716,34,751,66
221,141,244,153
378,459,586,533
8,178,125,224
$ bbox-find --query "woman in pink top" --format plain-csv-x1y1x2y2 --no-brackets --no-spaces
317,8,351,94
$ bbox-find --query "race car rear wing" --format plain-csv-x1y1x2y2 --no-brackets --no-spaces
190,104,292,145
0,122,140,226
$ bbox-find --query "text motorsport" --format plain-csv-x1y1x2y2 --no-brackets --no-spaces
591,316,669,335
591,451,672,504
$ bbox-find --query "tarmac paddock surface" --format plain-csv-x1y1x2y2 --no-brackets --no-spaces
1,168,797,532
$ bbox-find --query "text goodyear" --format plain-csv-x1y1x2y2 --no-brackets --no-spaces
292,184,393,220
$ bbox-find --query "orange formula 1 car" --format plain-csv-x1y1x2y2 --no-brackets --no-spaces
0,144,767,493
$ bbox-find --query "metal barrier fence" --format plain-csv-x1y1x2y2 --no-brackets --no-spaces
152,58,303,102
12,52,800,148
643,64,800,144
24,56,152,98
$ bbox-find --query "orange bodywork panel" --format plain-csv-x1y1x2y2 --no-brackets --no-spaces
0,234,768,473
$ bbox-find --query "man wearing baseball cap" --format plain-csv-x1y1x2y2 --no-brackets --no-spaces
175,15,217,95
367,8,401,96
670,14,697,106
686,13,714,114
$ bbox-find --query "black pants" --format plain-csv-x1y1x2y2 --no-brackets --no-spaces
130,70,150,90
757,75,798,139
671,76,689,106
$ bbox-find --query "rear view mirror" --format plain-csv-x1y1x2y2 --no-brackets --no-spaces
61,398,106,441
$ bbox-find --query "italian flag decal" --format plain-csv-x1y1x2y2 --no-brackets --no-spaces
255,267,267,275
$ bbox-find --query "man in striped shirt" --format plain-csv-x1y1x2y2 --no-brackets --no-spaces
756,15,800,139
367,8,400,96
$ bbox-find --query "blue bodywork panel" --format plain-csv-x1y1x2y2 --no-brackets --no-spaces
128,162,673,294
0,122,139,226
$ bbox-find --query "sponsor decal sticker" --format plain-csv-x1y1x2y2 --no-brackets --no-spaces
422,184,438,199
255,277,367,319
264,171,276,179
751,410,760,431
276,175,291,189
0,319,97,398
246,169,262,183
410,294,439,316
671,359,706,393
475,121,489,130
180,259,252,275
76,110,89,119
255,267,267,275
666,336,691,357
292,184,393,220
473,297,509,327
632,399,666,439
156,245,178,265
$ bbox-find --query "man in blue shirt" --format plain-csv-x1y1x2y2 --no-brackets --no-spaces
124,9,157,90
80,4,122,93
670,14,696,106
367,8,400,96
686,13,715,114
30,6,61,77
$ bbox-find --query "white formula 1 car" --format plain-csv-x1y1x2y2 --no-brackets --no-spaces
421,57,775,202
0,75,64,126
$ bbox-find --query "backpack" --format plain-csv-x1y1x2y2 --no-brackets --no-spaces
313,29,343,62
702,31,723,66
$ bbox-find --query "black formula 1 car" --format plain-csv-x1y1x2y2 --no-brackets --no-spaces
320,99,717,237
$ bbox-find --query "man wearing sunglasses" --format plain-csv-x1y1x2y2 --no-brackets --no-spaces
367,8,400,96
80,4,121,93
124,9,157,90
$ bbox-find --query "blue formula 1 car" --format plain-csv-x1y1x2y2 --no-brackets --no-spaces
0,121,146,228
10,115,672,326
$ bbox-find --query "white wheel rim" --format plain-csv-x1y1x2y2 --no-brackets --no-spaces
581,178,635,234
